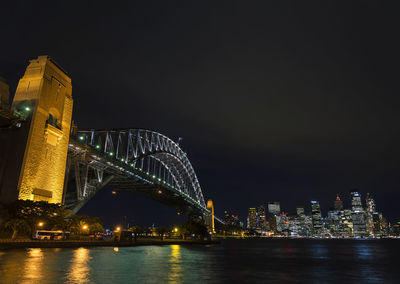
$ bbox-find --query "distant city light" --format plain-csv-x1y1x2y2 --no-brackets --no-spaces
79,136,84,140
157,189,162,195
25,107,31,111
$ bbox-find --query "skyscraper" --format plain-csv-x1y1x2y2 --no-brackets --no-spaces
350,191,367,237
296,207,305,216
247,208,257,229
258,205,267,229
350,191,363,212
311,201,323,235
366,193,376,213
334,194,343,211
268,202,280,232
268,202,280,215
365,193,377,236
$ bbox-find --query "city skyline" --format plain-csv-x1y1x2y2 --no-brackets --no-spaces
244,191,396,238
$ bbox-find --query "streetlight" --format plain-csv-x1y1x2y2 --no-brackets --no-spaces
115,226,121,232
38,222,44,227
82,225,88,230
174,227,178,233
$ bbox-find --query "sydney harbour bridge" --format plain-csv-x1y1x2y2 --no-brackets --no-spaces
0,56,219,228
66,129,208,216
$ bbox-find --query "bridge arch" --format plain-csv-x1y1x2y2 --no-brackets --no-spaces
65,129,207,215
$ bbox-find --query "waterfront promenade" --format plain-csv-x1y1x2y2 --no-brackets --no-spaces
0,238,219,249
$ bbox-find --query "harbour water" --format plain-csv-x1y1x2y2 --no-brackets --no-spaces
0,239,399,283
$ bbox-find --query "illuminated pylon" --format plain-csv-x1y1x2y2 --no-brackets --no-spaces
206,199,215,233
12,56,73,204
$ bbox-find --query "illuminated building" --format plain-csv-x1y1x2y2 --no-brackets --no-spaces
267,201,280,232
268,201,281,215
327,209,341,236
338,209,353,237
351,212,367,237
334,194,343,211
276,211,290,234
350,191,367,237
350,191,363,211
296,207,305,216
257,205,267,229
372,212,382,237
10,56,73,203
366,193,376,213
391,223,400,237
311,201,323,235
224,210,242,228
268,213,277,232
247,208,257,229
365,193,376,236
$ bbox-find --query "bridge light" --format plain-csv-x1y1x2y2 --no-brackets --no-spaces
152,175,156,179
79,136,85,141
120,158,124,162
130,164,134,167
109,152,114,156
95,145,100,149
157,189,162,195
158,178,161,182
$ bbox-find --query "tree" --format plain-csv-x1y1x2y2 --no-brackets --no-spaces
180,220,209,239
156,227,169,240
89,222,104,234
4,218,30,239
0,200,105,240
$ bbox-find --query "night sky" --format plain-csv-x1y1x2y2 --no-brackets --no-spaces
1,1,400,227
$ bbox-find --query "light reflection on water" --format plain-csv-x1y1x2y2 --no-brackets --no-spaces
168,245,182,284
0,240,399,283
22,248,44,284
66,247,91,283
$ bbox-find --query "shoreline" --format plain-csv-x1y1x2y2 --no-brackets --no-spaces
0,239,220,249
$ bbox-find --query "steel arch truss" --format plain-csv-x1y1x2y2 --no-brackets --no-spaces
66,129,207,214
